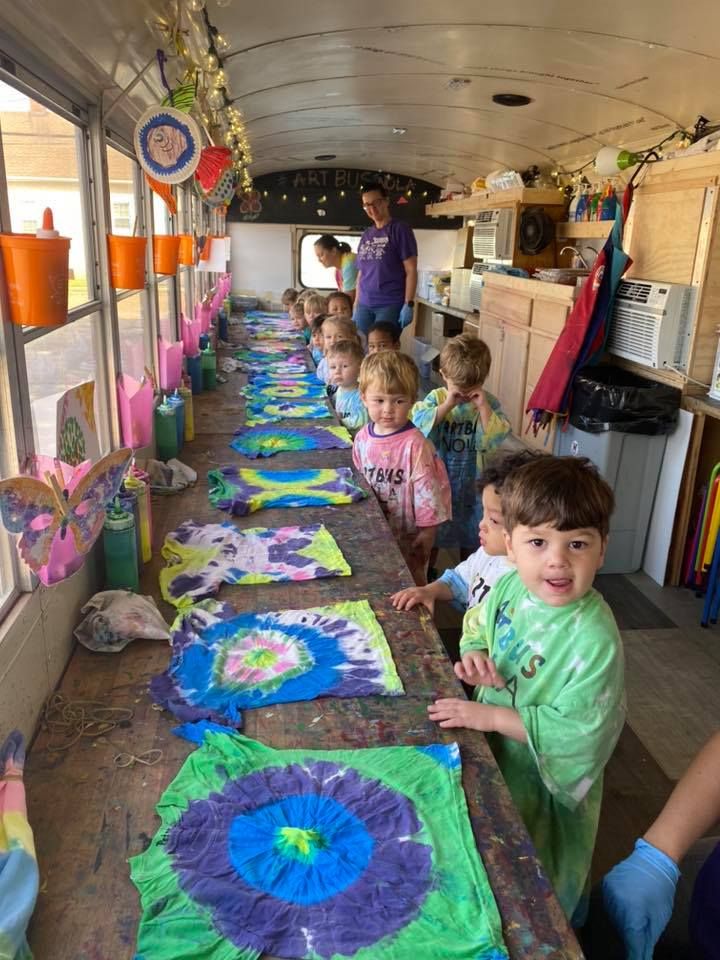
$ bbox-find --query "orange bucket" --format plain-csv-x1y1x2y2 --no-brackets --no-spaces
0,233,70,327
108,234,147,290
177,234,195,266
153,235,181,275
199,236,212,262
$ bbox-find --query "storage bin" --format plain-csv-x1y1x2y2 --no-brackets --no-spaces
555,425,668,574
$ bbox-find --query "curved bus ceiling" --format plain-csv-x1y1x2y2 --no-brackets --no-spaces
1,0,719,183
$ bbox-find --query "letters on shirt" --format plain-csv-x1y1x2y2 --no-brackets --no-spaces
358,236,390,262
492,600,547,707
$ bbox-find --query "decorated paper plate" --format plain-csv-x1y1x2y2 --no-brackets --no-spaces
134,106,202,183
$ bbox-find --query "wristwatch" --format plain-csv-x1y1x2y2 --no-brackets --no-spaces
406,300,415,307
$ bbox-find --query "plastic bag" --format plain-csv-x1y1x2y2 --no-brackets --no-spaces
569,366,680,435
74,590,170,652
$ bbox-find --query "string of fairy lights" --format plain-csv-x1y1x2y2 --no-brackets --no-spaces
154,0,253,193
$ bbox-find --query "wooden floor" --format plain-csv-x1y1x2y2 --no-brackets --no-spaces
24,325,582,960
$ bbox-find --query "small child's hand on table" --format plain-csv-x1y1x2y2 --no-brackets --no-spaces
427,699,498,732
390,586,435,615
454,651,504,687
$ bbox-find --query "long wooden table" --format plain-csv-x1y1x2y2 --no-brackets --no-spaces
25,325,582,959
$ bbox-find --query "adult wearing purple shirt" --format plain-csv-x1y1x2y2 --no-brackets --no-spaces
353,181,418,337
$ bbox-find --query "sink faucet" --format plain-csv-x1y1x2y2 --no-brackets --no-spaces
560,245,590,269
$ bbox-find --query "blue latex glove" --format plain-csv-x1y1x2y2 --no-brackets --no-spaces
399,303,414,329
602,838,680,960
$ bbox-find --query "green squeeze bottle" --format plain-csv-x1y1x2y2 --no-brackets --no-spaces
201,345,217,391
154,395,179,461
103,497,139,591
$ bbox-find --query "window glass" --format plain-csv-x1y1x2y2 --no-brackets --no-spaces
107,146,138,236
0,79,92,309
116,293,148,381
157,278,177,342
299,232,361,289
24,314,101,457
153,191,171,235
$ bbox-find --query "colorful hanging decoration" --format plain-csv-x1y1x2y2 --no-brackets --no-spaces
231,425,352,459
160,520,351,607
161,79,197,113
194,147,236,209
145,174,178,215
130,730,509,960
56,381,99,467
134,105,202,184
0,448,132,585
151,598,402,723
0,731,38,960
208,465,366,516
245,401,332,426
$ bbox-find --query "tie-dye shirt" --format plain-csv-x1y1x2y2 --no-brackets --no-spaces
411,388,510,550
460,572,625,919
352,423,451,563
334,386,369,434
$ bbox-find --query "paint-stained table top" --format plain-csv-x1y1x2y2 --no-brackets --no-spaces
25,334,582,960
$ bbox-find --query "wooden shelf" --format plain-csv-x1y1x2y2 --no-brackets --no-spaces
425,188,566,217
556,221,613,239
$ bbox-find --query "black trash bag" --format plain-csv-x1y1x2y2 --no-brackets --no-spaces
569,365,681,435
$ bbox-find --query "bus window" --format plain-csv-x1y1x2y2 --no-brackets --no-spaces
0,80,93,309
299,232,360,290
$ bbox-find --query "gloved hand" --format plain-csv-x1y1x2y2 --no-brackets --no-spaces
602,838,680,960
399,303,414,329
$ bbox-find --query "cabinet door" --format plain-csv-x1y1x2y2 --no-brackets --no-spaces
497,323,529,435
479,316,504,398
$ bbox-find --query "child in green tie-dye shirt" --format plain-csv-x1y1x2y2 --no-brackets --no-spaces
428,455,625,923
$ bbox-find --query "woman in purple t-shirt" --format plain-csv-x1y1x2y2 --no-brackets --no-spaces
353,181,418,337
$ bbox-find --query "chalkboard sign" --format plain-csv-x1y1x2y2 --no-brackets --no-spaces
227,167,460,230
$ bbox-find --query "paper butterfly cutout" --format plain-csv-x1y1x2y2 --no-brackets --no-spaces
0,448,133,585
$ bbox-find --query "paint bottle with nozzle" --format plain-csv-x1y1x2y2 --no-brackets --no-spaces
35,208,60,239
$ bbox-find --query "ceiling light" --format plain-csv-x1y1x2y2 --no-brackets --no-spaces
492,93,532,107
314,153,336,161
594,146,643,175
447,78,471,91
392,127,407,135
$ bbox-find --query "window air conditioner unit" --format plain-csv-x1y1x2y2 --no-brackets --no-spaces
469,262,485,310
472,209,514,261
607,279,697,371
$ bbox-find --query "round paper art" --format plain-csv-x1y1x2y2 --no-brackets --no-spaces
134,106,201,183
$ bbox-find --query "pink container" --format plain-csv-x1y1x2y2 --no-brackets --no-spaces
181,314,201,357
158,337,183,391
195,302,212,333
117,374,153,448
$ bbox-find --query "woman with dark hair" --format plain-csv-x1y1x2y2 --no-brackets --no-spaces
353,180,418,337
314,234,358,303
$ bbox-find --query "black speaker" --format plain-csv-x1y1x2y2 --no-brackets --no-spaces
519,206,555,255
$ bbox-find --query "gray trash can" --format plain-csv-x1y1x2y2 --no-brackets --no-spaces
556,367,680,575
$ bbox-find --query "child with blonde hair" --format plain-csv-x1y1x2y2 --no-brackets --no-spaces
281,287,298,313
412,333,510,563
353,351,451,585
428,456,625,923
316,316,360,385
291,301,311,343
326,339,368,434
304,293,328,324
